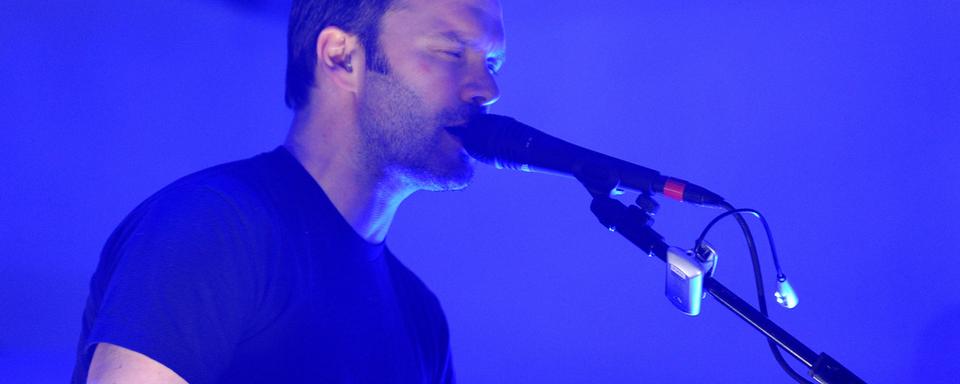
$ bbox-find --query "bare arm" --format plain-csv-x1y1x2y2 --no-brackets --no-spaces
87,342,188,384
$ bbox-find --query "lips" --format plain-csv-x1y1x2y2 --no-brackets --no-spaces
442,109,483,150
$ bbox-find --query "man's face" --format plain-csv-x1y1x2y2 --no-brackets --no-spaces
356,0,505,192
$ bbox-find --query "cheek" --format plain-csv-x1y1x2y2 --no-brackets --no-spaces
409,52,438,77
410,58,460,102
416,59,432,75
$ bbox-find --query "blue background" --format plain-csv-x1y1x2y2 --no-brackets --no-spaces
2,1,958,382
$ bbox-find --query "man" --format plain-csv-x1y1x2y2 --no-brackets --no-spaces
73,0,505,382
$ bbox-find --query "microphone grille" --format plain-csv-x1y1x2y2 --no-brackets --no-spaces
449,114,534,170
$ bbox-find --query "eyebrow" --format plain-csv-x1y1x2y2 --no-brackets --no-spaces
431,31,506,62
432,31,469,46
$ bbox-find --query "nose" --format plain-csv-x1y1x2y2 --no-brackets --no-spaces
461,67,500,107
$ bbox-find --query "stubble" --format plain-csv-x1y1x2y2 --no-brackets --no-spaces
356,71,475,192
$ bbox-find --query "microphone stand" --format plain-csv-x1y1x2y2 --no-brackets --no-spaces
576,170,865,384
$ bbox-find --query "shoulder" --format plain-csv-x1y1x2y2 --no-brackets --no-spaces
99,150,286,275
154,149,285,208
81,153,288,383
119,148,295,233
97,149,297,285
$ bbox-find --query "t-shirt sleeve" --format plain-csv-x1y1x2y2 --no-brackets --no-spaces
86,185,260,384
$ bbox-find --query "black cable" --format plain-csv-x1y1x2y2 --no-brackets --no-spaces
696,208,786,280
710,202,813,384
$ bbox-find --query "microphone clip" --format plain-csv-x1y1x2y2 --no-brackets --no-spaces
664,241,718,316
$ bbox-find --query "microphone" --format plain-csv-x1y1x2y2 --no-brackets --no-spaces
447,114,725,207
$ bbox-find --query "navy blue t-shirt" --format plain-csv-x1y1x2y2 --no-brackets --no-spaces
73,147,454,383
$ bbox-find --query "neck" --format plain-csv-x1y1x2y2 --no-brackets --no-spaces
284,108,414,244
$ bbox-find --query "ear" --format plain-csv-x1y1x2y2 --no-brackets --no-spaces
314,26,363,93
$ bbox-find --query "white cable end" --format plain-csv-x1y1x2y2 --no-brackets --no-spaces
775,278,799,309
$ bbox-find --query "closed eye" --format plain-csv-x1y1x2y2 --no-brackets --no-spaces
439,50,464,59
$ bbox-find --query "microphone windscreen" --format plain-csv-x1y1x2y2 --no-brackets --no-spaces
447,114,537,170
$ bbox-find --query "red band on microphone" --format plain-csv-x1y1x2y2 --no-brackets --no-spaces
663,179,686,202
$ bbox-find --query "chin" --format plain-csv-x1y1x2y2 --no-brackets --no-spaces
427,168,474,192
417,157,475,192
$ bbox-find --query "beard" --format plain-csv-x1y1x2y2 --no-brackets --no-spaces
357,70,478,192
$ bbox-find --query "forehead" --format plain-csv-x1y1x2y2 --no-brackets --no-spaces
383,0,505,52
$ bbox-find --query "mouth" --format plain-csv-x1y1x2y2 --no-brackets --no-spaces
443,123,468,141
445,129,468,156
442,125,477,164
